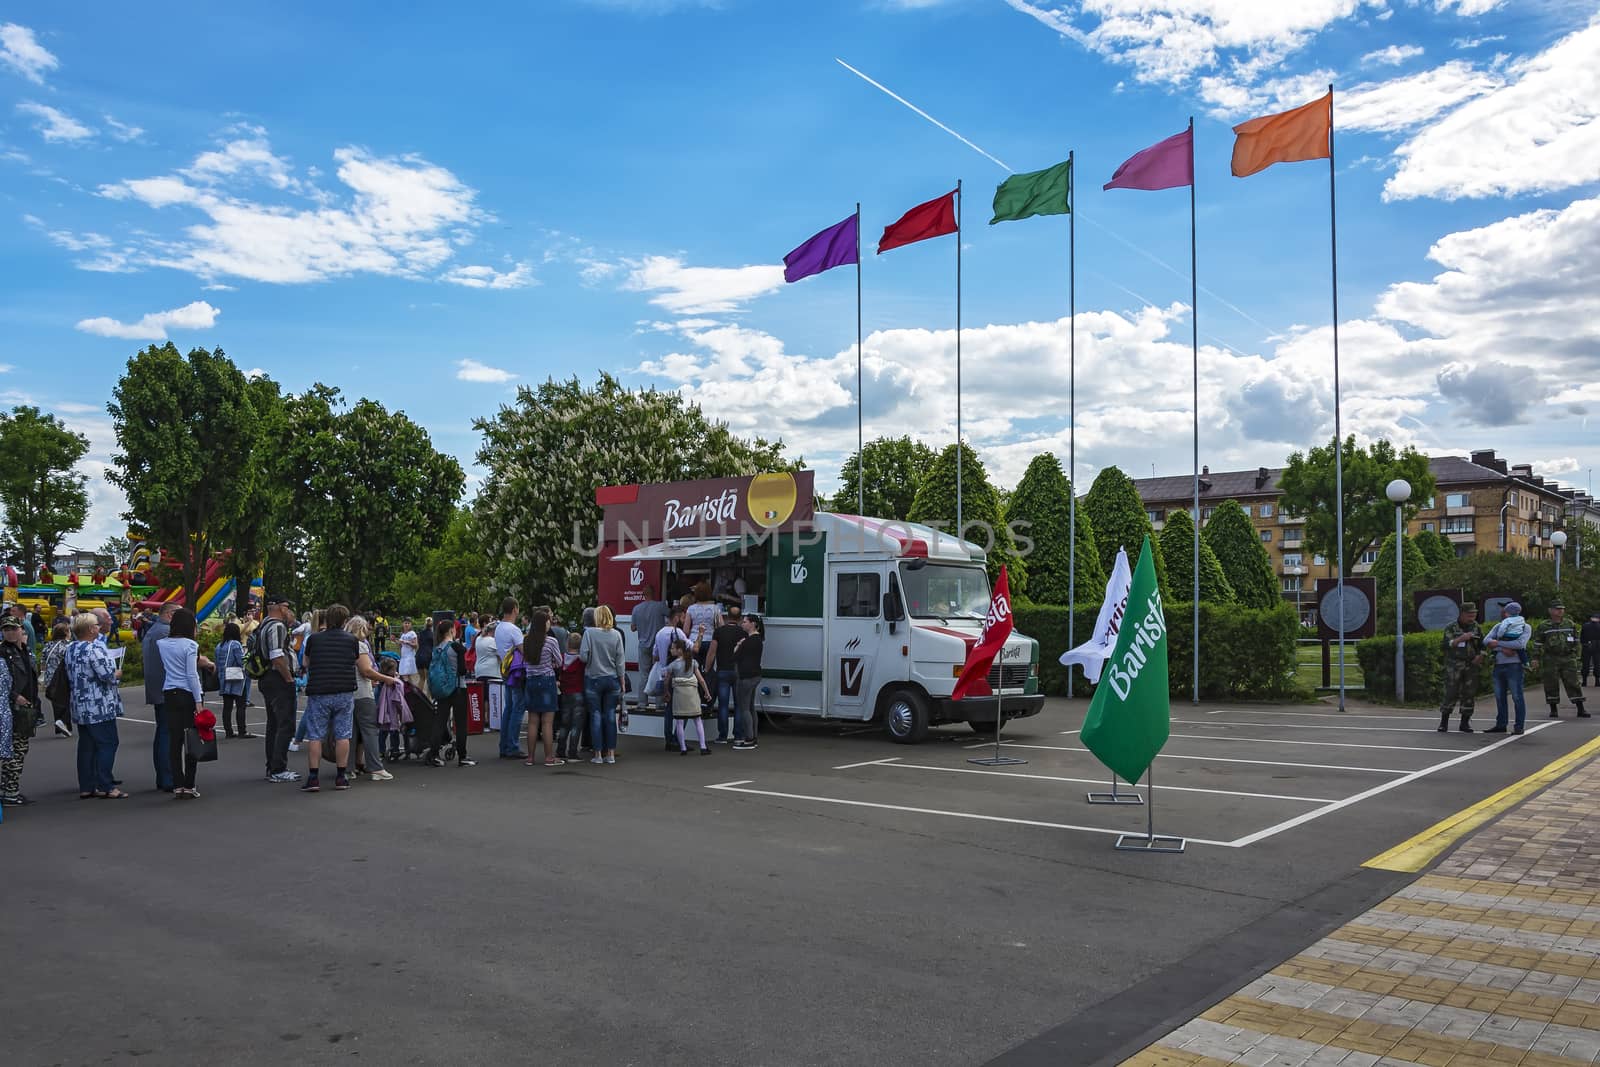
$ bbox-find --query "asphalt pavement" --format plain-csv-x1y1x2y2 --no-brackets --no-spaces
5,686,1596,1066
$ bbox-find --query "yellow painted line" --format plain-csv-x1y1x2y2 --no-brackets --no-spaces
1363,735,1600,873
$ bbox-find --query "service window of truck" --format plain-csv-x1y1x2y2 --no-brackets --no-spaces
596,474,1043,744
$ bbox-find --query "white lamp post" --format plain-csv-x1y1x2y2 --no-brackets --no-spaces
1386,479,1411,701
1552,529,1568,587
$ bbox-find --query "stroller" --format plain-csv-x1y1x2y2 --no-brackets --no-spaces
397,682,446,762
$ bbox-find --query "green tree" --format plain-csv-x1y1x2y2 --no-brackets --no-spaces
1005,453,1103,604
1278,436,1435,575
830,436,938,519
907,442,1027,594
1412,528,1454,575
287,389,463,611
1082,465,1167,591
0,405,91,575
98,535,133,567
108,344,259,610
215,375,294,608
387,509,492,618
1159,509,1235,604
1368,532,1429,606
1202,499,1278,609
473,373,791,621
1431,553,1598,629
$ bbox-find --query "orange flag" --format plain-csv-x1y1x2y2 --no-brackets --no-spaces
1231,92,1332,178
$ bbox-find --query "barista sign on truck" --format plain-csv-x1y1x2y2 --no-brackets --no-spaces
598,472,815,542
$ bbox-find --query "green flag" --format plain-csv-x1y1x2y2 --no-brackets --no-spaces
1080,535,1170,783
990,159,1071,225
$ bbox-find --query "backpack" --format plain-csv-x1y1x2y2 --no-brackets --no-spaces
504,648,526,688
46,658,70,708
244,623,274,680
428,643,459,699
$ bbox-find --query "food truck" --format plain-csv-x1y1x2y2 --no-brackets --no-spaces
596,472,1043,743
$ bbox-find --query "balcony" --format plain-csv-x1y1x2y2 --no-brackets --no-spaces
1281,564,1308,575
1446,531,1476,543
1280,537,1305,549
1446,505,1476,517
1278,514,1305,525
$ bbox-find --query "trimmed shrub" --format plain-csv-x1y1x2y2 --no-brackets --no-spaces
1159,510,1235,604
1412,529,1454,573
1006,453,1105,605
909,442,1027,594
1204,499,1279,609
1083,466,1167,594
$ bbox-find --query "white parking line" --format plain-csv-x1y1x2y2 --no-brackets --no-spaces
1173,719,1444,734
879,761,1340,803
834,757,902,770
704,780,1235,845
1168,733,1454,753
989,743,1408,775
1206,709,1438,721
1224,721,1563,847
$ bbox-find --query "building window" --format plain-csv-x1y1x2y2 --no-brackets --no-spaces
1541,524,1552,538
1283,553,1302,568
1202,506,1215,521
1261,530,1272,542
1359,549,1379,565
1421,522,1435,532
1281,576,1302,592
1446,492,1471,508
1442,517,1473,534
1509,491,1518,508
1146,509,1164,524
1260,503,1274,518
1455,544,1473,558
1313,554,1327,566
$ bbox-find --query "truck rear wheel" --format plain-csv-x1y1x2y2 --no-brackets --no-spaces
967,720,998,736
883,688,929,745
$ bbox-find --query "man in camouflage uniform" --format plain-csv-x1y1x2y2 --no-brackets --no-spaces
1438,602,1483,733
1531,601,1588,719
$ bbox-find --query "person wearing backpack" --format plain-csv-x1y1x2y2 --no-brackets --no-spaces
254,596,302,783
426,618,474,767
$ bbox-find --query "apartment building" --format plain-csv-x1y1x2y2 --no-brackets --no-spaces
1131,449,1585,617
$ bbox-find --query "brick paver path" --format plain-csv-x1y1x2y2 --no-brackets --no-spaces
1124,749,1600,1066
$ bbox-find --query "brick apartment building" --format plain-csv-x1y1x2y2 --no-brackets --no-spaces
1131,449,1595,621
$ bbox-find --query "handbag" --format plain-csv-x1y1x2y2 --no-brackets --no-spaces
224,666,245,682
184,727,218,762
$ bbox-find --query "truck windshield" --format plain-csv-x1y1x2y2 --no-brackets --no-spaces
898,563,991,621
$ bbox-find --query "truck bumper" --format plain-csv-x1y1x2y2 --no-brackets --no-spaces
934,693,1046,724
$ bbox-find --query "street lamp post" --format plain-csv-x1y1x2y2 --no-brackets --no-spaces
1552,529,1568,587
1386,479,1412,701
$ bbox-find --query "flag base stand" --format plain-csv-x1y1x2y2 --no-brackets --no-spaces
1086,772,1143,805
1111,768,1184,853
969,755,1028,767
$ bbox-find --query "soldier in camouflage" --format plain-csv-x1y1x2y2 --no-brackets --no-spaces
1531,601,1588,719
1437,602,1482,733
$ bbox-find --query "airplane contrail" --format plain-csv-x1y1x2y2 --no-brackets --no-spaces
835,58,1013,173
835,57,1279,339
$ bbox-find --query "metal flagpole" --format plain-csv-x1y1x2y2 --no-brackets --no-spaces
1329,84,1348,714
1189,116,1200,707
1114,764,1185,852
1067,150,1076,702
955,179,964,540
856,202,865,519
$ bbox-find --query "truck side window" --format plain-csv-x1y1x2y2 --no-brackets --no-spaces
836,572,881,619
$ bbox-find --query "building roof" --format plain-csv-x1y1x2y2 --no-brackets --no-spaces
1428,455,1511,487
1132,455,1572,507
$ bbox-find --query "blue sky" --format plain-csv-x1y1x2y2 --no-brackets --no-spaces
2,0,1597,550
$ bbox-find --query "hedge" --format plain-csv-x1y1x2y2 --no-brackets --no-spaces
1014,600,1304,701
1356,632,1492,706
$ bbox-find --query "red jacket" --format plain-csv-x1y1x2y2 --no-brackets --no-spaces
558,653,585,695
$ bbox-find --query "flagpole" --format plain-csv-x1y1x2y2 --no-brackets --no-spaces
856,202,865,519
1188,116,1200,707
1328,83,1347,714
1067,150,1077,702
955,179,964,540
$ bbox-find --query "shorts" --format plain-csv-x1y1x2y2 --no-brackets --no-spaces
302,692,355,742
526,674,558,714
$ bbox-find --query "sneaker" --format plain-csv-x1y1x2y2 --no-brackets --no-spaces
590,756,604,765
334,775,351,791
369,770,394,781
604,755,615,764
734,740,758,750
268,770,302,783
425,756,444,767
301,778,320,792
458,758,477,767
712,737,729,745
54,718,70,735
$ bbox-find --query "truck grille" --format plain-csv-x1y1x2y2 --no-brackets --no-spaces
986,663,1030,689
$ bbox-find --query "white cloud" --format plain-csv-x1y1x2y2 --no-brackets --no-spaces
75,301,221,341
1362,44,1424,66
1452,34,1505,48
1533,456,1580,476
441,262,535,289
1433,0,1505,14
16,101,94,142
1386,21,1600,200
103,115,144,142
243,367,266,380
622,255,785,314
95,136,485,283
1338,60,1503,132
0,23,58,84
455,358,517,383
23,215,137,272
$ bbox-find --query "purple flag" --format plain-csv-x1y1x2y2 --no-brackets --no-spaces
1104,128,1193,191
783,213,859,283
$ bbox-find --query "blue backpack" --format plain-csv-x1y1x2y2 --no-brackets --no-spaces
428,644,459,699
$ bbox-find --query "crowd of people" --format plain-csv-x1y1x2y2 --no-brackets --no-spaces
0,583,767,808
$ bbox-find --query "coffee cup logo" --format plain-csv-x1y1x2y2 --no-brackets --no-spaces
790,558,808,584
628,564,644,587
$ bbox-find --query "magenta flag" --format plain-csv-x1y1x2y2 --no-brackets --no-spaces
1104,128,1193,191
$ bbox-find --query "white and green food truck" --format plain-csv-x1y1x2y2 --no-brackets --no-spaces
595,472,1043,743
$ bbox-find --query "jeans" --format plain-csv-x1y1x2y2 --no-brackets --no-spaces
500,681,527,756
76,719,119,794
558,692,585,757
163,690,198,790
261,673,297,775
1492,663,1527,730
149,701,172,790
223,694,247,736
715,669,738,740
735,676,761,742
587,674,620,752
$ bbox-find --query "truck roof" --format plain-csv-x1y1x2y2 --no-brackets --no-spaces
814,513,988,563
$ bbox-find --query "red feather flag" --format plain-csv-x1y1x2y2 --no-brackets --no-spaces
877,190,958,254
951,567,1014,702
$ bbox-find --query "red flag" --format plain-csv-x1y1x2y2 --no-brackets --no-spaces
877,190,958,254
951,567,1014,702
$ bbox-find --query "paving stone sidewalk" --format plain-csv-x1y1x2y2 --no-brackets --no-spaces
1123,748,1600,1067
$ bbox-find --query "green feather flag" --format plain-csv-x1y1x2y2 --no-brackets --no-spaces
990,159,1071,225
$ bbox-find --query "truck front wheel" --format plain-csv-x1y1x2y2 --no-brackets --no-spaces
882,688,929,744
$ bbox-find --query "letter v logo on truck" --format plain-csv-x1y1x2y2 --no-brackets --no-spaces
840,635,865,697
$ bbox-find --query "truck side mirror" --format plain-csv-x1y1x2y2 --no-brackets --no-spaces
883,592,904,623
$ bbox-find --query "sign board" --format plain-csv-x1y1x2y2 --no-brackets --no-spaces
1315,578,1376,639
597,544,661,615
1482,595,1518,624
598,471,816,542
1413,588,1463,632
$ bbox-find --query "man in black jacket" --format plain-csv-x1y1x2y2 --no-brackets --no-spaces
1583,611,1600,686
1,617,39,805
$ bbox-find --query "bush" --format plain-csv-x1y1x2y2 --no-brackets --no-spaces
1356,632,1492,705
1015,599,1304,700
